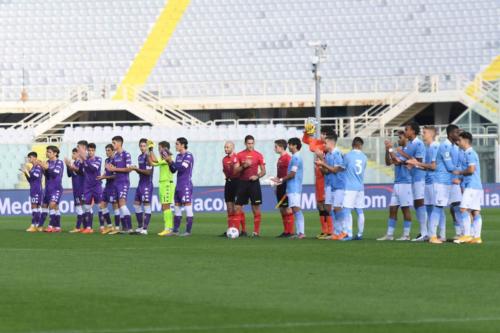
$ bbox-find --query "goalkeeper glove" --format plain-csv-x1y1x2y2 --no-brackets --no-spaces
147,139,154,151
305,122,316,135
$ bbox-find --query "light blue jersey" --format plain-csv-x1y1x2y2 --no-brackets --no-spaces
451,144,461,182
324,151,335,189
331,148,345,190
286,152,303,194
462,147,482,190
434,139,456,185
424,142,440,185
406,137,426,182
343,149,367,191
394,147,412,184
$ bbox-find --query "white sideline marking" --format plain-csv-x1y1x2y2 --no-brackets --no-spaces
24,316,500,333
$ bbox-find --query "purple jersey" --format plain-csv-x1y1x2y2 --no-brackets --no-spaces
170,151,194,187
28,164,43,195
82,156,102,191
45,159,64,191
138,152,153,186
67,160,85,194
112,150,132,184
104,157,115,189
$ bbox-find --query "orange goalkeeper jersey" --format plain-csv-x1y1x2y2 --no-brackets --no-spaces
302,132,326,202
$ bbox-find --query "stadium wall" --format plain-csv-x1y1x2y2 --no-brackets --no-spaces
2,184,500,216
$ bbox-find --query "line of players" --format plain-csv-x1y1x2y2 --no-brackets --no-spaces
222,124,483,243
23,136,195,236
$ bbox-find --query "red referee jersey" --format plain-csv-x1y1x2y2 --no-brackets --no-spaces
237,149,265,181
222,153,239,179
277,153,291,178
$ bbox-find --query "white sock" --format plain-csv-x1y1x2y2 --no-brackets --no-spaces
356,209,365,236
461,211,471,236
472,214,482,238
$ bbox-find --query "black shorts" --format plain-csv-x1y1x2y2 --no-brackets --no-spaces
275,183,289,208
224,178,239,203
235,180,262,206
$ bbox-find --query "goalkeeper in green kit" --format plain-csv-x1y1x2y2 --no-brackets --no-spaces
147,139,176,236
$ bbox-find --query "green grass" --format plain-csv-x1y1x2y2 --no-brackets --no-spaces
0,210,499,333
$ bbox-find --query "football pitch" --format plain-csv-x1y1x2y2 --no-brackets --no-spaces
1,210,499,333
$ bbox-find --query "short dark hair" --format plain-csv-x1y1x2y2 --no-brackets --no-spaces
325,132,338,142
423,125,436,132
159,141,170,150
177,137,188,149
244,135,254,143
27,151,37,158
406,121,420,136
397,130,405,137
105,144,113,150
321,126,334,136
446,124,459,136
88,143,96,149
71,148,77,153
459,131,473,144
274,139,287,149
112,136,124,144
47,145,60,157
139,138,148,145
352,137,364,147
288,137,302,150
77,140,88,148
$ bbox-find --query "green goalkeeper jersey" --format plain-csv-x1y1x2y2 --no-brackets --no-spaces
152,159,174,182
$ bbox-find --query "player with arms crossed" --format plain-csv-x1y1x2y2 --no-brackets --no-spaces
130,138,154,235
36,146,64,232
234,135,266,237
168,137,195,236
342,137,367,240
378,131,414,241
106,136,133,234
221,141,244,236
453,132,484,244
23,152,44,232
273,139,294,237
302,122,334,238
97,144,119,234
65,147,85,233
274,138,304,238
149,140,176,236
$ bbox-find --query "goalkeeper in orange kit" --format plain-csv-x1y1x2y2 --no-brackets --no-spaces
302,119,334,239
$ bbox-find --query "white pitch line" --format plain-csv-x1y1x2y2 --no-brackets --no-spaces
22,316,500,333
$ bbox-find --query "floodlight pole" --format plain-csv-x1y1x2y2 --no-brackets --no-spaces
311,43,327,139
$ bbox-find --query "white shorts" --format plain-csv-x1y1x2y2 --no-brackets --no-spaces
287,192,301,208
460,188,483,211
433,183,451,207
424,184,435,206
389,183,413,207
449,184,463,203
325,187,344,207
343,190,365,209
412,181,425,200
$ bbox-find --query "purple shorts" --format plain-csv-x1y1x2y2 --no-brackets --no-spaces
134,184,153,203
114,182,130,200
174,185,193,205
84,187,103,205
43,188,62,205
102,186,116,203
73,191,84,206
30,190,43,206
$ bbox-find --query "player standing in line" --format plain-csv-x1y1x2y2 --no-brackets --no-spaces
149,140,176,237
23,152,44,232
450,132,464,240
273,139,294,238
427,124,460,244
168,137,195,237
274,138,304,238
79,143,103,234
453,131,483,244
315,133,346,240
106,136,133,234
377,131,414,241
130,138,154,235
407,125,439,241
396,122,427,241
221,141,244,236
342,137,367,241
36,146,64,232
234,135,266,237
65,148,85,233
302,124,334,239
97,144,119,234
